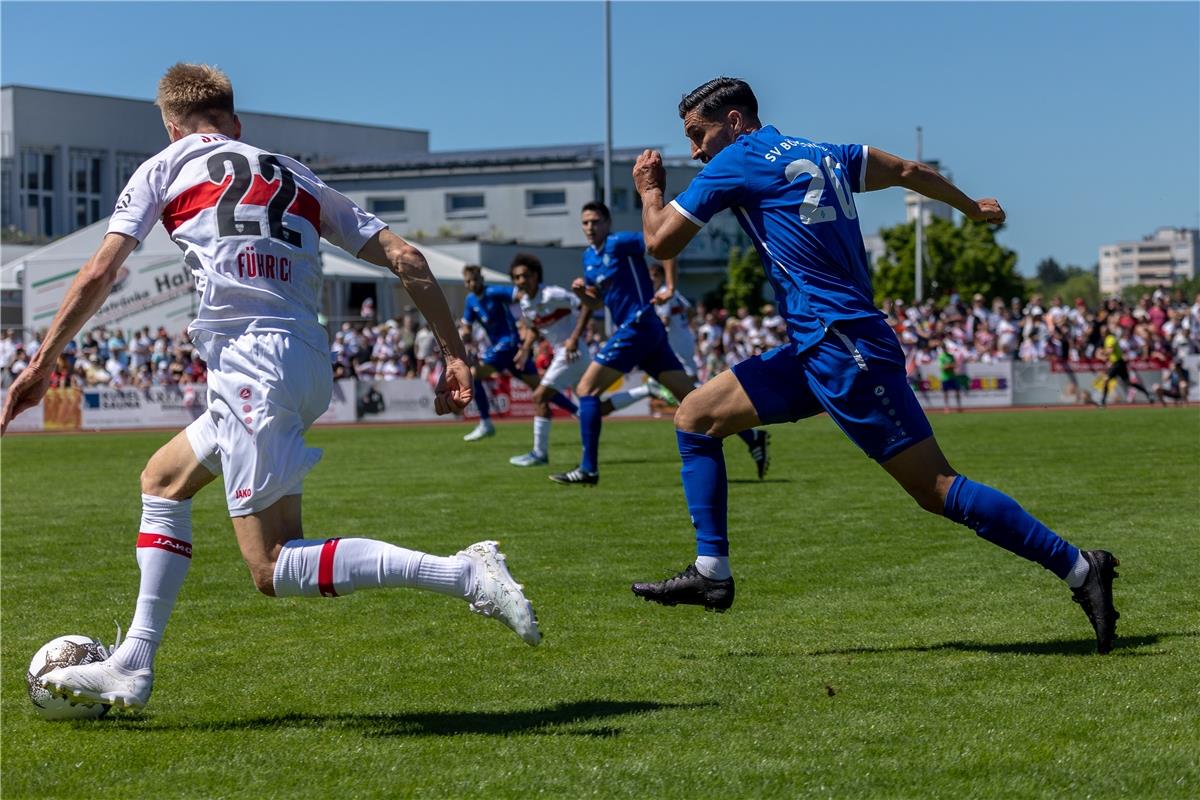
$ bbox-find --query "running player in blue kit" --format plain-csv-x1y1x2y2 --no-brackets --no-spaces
460,265,576,441
549,201,769,485
629,77,1119,653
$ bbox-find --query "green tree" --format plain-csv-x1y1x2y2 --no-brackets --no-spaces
873,218,1022,305
1036,257,1066,286
723,245,765,311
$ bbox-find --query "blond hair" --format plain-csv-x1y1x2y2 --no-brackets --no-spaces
156,63,234,126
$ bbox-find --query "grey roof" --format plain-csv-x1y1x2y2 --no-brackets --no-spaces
319,143,655,174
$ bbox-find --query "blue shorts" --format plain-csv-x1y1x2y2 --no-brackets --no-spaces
732,317,933,462
595,311,684,377
481,340,534,375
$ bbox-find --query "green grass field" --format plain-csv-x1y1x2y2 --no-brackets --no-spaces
2,408,1198,798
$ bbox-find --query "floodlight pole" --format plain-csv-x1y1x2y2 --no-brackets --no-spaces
603,0,613,209
914,126,924,303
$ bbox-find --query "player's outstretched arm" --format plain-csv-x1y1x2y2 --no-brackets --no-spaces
1,233,137,435
655,258,680,303
563,291,595,361
357,230,472,414
634,150,702,259
863,147,1005,223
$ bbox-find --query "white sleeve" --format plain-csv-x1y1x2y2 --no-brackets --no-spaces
311,176,386,255
108,157,168,242
544,284,577,309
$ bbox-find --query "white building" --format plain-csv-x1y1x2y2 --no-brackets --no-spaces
320,145,745,297
1098,227,1199,294
1,85,430,241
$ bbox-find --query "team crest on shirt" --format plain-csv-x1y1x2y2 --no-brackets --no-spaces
115,190,133,211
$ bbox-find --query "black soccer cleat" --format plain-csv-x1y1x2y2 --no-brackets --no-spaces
1071,549,1120,654
632,563,734,611
549,467,599,486
748,429,770,479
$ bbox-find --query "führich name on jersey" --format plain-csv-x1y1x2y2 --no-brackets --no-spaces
235,244,292,283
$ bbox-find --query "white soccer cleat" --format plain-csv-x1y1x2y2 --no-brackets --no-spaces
41,660,153,710
463,421,496,442
509,451,549,467
458,540,542,646
645,378,679,406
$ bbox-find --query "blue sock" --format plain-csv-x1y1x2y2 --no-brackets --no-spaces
943,475,1078,579
549,391,578,415
579,395,602,473
473,379,490,421
735,429,756,447
677,430,729,557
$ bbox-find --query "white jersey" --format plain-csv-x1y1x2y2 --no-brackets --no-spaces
108,133,385,359
656,290,697,369
517,283,580,348
655,290,693,340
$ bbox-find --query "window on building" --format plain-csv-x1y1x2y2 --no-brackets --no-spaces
525,188,567,215
1,160,11,228
446,192,485,217
368,197,407,218
611,188,629,213
69,150,105,230
20,148,55,237
115,152,149,190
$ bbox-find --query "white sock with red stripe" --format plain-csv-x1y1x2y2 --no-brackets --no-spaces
271,538,472,599
109,494,193,673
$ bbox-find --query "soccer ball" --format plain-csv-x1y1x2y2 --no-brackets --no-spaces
27,635,112,720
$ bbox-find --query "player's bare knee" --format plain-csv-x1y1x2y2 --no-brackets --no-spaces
140,463,183,499
674,395,712,435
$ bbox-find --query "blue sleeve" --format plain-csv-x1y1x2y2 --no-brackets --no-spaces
463,297,478,324
670,147,744,225
824,143,868,193
611,230,646,257
486,285,514,302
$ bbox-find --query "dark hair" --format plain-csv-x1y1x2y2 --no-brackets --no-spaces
581,201,611,221
462,264,483,277
678,77,759,122
509,253,543,282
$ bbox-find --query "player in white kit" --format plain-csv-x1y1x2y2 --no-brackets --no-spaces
648,261,772,477
649,261,699,382
1,64,540,712
507,253,668,466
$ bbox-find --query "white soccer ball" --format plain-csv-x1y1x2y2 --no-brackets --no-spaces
27,635,112,720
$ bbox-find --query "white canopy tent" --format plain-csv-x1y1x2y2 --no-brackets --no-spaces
14,217,509,337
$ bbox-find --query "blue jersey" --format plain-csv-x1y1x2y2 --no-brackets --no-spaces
463,285,519,346
583,231,656,328
671,125,879,351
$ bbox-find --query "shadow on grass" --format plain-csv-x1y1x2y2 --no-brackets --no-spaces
728,478,794,484
800,631,1191,657
103,698,712,737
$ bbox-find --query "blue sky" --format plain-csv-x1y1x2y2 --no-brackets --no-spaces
2,1,1197,274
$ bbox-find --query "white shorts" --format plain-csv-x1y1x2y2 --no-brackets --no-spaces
668,333,698,378
185,331,332,517
540,344,591,391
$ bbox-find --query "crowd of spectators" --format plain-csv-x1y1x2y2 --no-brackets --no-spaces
4,289,1198,394
686,290,1200,382
0,325,206,392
